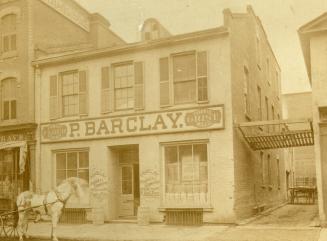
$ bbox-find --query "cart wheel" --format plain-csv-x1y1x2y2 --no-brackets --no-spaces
3,213,19,239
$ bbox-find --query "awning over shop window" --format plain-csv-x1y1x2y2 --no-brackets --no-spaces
237,119,314,151
0,141,27,174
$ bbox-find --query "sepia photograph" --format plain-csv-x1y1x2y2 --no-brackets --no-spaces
0,0,325,240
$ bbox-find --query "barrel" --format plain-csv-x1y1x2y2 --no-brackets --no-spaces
92,207,104,225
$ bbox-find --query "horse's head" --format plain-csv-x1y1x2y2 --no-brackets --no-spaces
66,177,88,198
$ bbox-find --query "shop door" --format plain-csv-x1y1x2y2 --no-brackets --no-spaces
120,165,134,217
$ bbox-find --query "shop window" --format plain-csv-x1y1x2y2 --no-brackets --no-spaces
56,150,89,185
1,14,16,53
160,51,208,106
0,149,21,199
165,143,208,195
2,78,17,120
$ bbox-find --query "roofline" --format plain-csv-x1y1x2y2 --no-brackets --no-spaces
246,6,281,71
33,27,229,67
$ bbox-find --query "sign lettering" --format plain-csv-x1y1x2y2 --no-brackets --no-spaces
41,106,224,143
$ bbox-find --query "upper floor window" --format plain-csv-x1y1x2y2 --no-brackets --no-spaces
101,62,144,113
160,51,208,107
243,66,250,116
114,64,134,110
2,78,16,120
49,70,88,120
1,14,16,53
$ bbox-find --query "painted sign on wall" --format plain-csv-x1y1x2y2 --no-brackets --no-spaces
41,106,224,143
41,0,90,31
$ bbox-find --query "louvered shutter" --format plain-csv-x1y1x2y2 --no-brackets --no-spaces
101,66,111,113
197,51,208,102
49,75,58,119
159,57,170,106
79,70,88,115
134,62,144,110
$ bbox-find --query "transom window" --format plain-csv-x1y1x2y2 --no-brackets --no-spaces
165,143,208,194
114,64,134,110
56,150,89,185
1,14,16,53
2,78,17,120
62,71,79,117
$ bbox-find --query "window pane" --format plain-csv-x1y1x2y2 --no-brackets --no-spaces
197,51,207,77
3,101,9,120
179,145,193,182
173,54,196,81
10,34,16,51
165,146,177,164
67,170,77,178
56,170,66,185
79,152,89,168
194,144,207,162
10,100,16,119
67,152,77,169
56,153,66,169
3,36,9,52
78,170,89,183
174,80,196,104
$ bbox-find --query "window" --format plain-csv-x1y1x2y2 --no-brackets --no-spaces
2,78,17,120
114,63,134,110
1,14,16,53
260,152,264,185
56,150,89,185
244,67,250,116
163,51,207,106
266,58,270,85
267,154,272,186
0,149,20,198
165,143,208,194
257,86,262,120
271,105,275,120
265,97,269,120
277,158,280,189
62,71,79,117
256,34,262,68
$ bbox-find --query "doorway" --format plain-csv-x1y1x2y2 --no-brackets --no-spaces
117,145,139,218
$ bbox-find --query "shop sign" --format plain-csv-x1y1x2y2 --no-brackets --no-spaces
0,132,34,142
41,106,224,143
41,0,90,31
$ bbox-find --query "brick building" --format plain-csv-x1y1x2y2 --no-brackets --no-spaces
33,6,286,224
0,0,123,209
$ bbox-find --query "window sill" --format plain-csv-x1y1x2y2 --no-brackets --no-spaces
1,50,18,59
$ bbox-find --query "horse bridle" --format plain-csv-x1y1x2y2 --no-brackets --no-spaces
43,188,67,214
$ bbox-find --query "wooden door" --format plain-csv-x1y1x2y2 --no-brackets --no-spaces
119,165,134,217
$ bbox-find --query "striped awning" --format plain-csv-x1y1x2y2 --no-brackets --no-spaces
237,119,314,150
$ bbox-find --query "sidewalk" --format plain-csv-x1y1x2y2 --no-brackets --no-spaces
27,222,230,241
26,222,322,241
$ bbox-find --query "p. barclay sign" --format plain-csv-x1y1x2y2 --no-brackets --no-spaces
41,106,224,143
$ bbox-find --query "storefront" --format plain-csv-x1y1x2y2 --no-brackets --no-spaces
39,106,228,223
0,124,36,211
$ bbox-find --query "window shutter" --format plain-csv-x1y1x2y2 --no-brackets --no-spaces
101,66,111,113
79,70,88,115
159,57,170,106
134,62,144,110
49,75,58,119
197,51,208,102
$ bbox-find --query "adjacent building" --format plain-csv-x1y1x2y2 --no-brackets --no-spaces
33,6,285,224
282,92,315,188
0,0,123,210
299,12,327,225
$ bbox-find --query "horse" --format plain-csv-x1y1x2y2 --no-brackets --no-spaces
16,177,86,241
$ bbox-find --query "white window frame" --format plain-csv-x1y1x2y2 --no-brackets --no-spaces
1,13,17,53
61,71,80,117
1,78,17,121
54,149,89,186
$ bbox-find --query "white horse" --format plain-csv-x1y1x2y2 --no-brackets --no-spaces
16,177,86,241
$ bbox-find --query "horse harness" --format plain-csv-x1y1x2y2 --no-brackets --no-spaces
43,189,67,214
